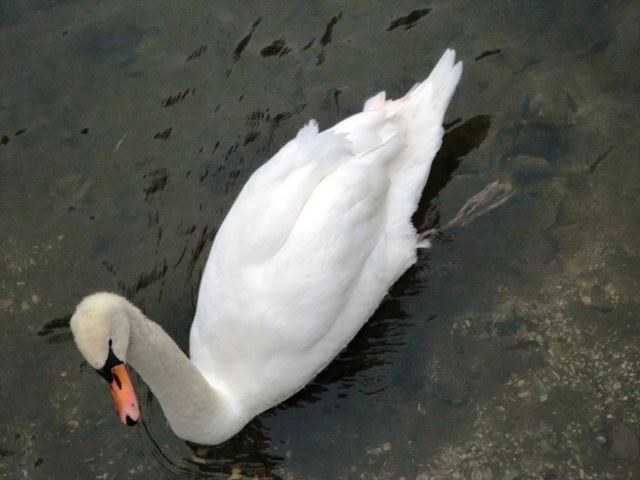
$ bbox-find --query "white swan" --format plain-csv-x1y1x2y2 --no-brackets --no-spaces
70,49,463,445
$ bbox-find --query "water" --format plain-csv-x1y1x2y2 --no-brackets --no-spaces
1,1,639,478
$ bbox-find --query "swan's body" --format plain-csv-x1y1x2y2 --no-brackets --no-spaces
71,50,463,445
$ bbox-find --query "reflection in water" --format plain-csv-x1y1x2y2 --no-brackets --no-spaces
227,17,263,78
474,49,501,61
316,12,342,66
141,419,285,479
385,8,431,32
186,421,284,479
38,316,73,345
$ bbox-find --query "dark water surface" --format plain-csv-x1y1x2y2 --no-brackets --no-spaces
1,1,639,479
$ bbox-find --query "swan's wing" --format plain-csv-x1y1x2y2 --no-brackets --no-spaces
252,135,406,346
213,121,350,264
192,114,404,362
210,110,400,267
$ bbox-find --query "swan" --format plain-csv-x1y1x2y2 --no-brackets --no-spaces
70,49,463,445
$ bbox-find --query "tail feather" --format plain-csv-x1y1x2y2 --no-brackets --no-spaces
383,50,463,232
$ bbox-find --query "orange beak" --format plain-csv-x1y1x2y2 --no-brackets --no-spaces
107,363,140,426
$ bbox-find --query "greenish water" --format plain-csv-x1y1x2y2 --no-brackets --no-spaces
1,1,639,479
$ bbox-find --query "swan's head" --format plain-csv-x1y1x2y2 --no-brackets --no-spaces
70,292,140,426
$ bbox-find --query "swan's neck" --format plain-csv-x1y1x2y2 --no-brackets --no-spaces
124,306,241,445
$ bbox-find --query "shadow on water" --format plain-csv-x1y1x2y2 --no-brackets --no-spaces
414,114,492,231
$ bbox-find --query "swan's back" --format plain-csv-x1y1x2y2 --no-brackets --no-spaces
190,50,462,417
